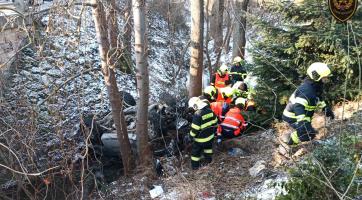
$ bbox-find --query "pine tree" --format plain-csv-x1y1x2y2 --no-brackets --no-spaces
249,0,362,119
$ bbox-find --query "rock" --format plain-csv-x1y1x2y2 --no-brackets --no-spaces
239,175,288,199
47,69,62,78
292,147,308,159
101,133,120,157
278,144,290,157
20,70,32,78
150,185,164,199
228,148,246,156
249,160,266,177
39,61,52,70
31,67,44,75
280,133,290,143
119,91,136,108
41,75,50,85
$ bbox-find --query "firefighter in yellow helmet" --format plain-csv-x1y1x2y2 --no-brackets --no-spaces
187,96,218,170
202,85,217,102
282,62,334,146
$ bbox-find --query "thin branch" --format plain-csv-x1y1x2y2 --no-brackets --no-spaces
37,68,98,106
0,164,59,176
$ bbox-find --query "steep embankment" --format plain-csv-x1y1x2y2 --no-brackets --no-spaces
95,102,362,200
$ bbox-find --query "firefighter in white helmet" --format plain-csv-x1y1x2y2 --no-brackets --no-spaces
282,62,334,146
186,96,218,170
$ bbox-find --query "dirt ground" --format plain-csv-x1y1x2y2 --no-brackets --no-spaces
94,101,362,200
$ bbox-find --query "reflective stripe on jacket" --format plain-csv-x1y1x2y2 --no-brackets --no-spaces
220,107,246,136
214,73,230,89
190,106,218,143
282,79,324,124
230,65,247,82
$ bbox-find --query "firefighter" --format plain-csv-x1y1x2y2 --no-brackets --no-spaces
232,81,249,99
187,97,218,170
202,85,217,102
211,64,232,102
282,62,335,146
230,56,247,84
202,85,229,121
216,97,248,145
217,86,234,103
231,82,256,111
211,64,232,89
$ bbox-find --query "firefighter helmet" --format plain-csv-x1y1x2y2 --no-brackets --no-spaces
233,56,243,64
307,62,331,81
188,97,200,110
235,97,247,107
218,64,229,74
204,86,217,100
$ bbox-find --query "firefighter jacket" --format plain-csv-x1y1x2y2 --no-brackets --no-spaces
230,65,247,82
211,72,231,89
282,78,325,125
219,107,247,136
210,101,230,122
190,106,218,143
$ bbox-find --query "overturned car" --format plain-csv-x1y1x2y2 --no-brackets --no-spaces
78,91,191,160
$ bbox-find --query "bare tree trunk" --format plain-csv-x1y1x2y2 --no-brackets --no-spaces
232,0,249,59
224,0,232,54
108,0,119,52
132,0,154,174
91,0,135,175
213,0,224,70
211,0,224,71
205,0,212,81
189,0,204,98
124,0,132,56
208,0,224,55
108,0,120,70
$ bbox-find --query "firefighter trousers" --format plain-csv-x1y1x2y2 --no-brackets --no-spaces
191,139,214,170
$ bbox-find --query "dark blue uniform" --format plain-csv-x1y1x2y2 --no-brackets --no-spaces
190,105,218,169
282,78,324,144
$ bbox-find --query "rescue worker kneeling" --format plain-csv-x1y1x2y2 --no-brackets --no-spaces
231,81,256,111
188,97,218,170
216,98,248,145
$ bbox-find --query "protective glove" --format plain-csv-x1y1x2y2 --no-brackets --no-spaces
324,107,335,120
183,134,192,145
216,135,223,146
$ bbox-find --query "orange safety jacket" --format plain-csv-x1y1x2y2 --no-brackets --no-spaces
216,87,232,103
210,101,229,122
218,107,247,136
214,73,230,89
216,91,232,103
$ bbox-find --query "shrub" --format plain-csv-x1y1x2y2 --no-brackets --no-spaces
276,135,362,200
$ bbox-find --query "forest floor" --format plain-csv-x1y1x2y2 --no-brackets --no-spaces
94,101,362,200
